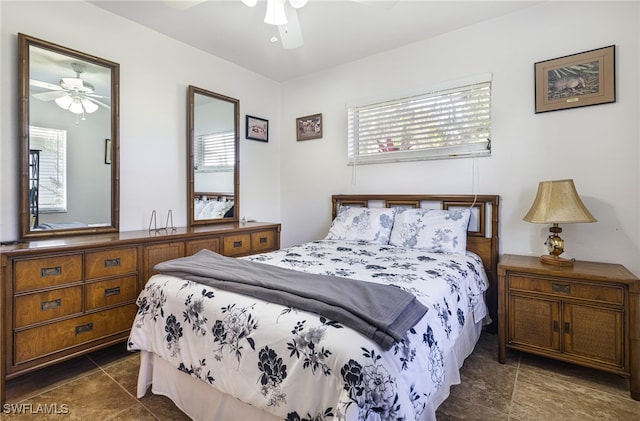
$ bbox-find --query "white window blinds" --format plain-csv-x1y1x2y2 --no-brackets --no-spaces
194,131,236,172
29,126,67,212
347,77,492,164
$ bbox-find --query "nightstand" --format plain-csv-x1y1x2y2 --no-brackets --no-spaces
497,254,639,400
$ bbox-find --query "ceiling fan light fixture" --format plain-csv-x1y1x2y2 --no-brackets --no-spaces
68,98,85,114
288,0,308,8
81,98,99,113
54,94,73,110
264,0,287,25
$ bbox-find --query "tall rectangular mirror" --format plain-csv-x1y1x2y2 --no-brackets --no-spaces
19,33,119,239
188,85,239,226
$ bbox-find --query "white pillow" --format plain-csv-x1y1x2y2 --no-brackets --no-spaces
389,208,471,254
324,206,396,244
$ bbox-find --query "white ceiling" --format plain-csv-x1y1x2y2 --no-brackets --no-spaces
89,0,541,82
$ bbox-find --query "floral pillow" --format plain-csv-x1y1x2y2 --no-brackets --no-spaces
324,206,396,245
389,208,471,254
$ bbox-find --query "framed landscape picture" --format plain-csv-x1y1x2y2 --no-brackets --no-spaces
246,115,268,142
296,113,322,141
535,45,615,113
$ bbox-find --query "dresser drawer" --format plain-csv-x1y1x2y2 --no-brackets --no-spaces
251,230,275,252
14,254,83,292
508,274,624,306
13,304,137,364
14,286,83,328
85,247,138,279
186,237,220,256
85,275,138,311
223,234,251,256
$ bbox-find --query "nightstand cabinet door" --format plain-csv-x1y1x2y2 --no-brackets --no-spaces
563,303,623,368
509,293,561,352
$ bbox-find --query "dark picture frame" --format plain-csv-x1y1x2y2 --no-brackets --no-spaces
535,45,615,113
246,115,268,142
105,138,112,164
296,113,323,141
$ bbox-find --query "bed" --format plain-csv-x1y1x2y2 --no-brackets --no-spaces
194,192,235,220
128,194,500,421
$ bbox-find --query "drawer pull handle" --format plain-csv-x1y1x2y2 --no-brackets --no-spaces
259,237,267,244
564,322,570,333
552,283,571,294
40,266,62,277
233,241,242,248
75,322,93,335
41,298,62,311
104,286,121,297
553,320,559,332
104,258,121,268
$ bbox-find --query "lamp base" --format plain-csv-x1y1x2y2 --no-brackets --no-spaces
540,254,575,267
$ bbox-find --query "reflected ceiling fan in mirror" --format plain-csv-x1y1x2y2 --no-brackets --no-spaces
165,0,397,49
31,62,110,118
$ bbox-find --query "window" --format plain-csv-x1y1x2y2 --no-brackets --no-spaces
347,75,492,164
194,131,236,172
29,126,67,212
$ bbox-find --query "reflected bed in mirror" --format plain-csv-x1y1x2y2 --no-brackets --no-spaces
18,33,119,239
188,85,239,226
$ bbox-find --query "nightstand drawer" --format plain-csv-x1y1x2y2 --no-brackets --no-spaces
85,275,138,311
14,286,83,328
85,247,138,279
14,254,83,292
508,274,624,305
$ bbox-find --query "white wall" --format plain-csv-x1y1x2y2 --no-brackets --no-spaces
0,0,282,238
279,1,640,275
2,1,639,277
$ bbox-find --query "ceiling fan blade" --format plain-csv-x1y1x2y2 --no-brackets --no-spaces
278,7,303,49
30,79,63,91
163,0,207,10
351,0,398,10
84,96,111,110
86,92,109,99
32,91,67,101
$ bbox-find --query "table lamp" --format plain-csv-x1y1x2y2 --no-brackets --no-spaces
523,179,597,267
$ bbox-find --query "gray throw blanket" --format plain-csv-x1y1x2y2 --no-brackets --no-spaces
154,249,427,350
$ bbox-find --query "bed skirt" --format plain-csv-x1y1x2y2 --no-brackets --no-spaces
135,318,483,421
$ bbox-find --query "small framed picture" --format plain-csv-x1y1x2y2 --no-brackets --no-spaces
246,115,268,142
535,45,615,113
105,139,112,164
296,113,322,141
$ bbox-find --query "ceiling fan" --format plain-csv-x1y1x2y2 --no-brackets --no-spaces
31,62,110,115
164,0,397,49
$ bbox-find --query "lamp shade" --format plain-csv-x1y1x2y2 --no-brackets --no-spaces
523,179,597,224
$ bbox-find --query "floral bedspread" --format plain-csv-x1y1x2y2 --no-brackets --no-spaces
128,240,489,421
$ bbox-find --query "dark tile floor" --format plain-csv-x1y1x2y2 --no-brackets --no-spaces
2,332,638,420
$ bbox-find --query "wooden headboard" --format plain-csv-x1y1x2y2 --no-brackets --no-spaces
332,194,500,329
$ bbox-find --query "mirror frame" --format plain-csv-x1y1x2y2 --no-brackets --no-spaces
18,33,120,239
187,85,240,226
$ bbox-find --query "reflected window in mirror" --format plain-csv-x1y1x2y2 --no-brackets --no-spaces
19,33,119,239
188,85,239,226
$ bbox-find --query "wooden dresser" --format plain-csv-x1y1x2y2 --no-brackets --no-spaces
0,222,280,403
497,254,639,400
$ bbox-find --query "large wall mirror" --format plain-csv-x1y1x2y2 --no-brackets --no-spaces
18,33,119,239
188,85,239,226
